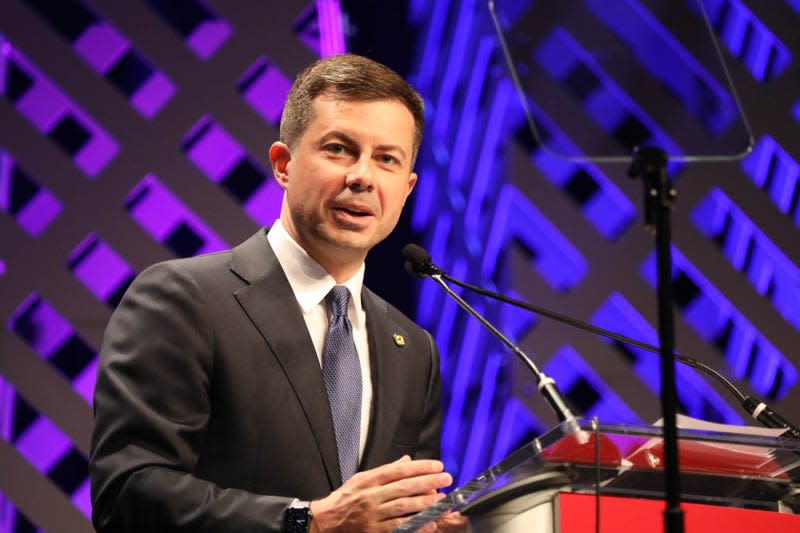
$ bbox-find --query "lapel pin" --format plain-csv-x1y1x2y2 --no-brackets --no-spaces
392,333,406,347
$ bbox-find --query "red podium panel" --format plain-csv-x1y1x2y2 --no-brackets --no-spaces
560,492,800,533
393,420,800,533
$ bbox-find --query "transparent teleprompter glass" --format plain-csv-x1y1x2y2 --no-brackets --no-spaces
488,0,754,164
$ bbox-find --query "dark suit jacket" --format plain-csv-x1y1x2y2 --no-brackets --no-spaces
89,229,442,532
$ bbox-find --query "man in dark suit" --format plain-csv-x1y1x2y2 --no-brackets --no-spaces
90,54,463,532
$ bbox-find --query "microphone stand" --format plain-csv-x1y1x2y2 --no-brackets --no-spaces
440,270,800,439
426,272,579,428
628,146,684,533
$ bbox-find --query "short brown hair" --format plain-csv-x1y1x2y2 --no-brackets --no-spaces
280,54,425,164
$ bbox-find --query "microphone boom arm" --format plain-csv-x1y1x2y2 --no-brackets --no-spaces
402,241,800,438
430,273,578,425
440,273,800,439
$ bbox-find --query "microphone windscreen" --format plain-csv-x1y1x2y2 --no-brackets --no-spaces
403,260,421,278
402,243,442,277
402,243,431,268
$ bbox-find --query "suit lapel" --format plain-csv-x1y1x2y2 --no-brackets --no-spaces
361,288,409,469
229,230,341,489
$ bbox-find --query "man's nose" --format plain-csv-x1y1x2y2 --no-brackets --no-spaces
345,158,375,191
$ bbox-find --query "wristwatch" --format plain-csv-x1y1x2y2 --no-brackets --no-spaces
284,500,313,533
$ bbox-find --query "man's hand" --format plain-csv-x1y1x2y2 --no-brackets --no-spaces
309,456,454,533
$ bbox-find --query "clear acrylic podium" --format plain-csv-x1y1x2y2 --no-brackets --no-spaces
393,419,800,532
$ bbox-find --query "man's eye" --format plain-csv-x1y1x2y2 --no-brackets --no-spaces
379,154,398,165
326,144,346,154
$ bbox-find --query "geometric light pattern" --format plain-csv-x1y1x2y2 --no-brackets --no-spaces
741,135,800,227
26,0,176,119
126,173,230,257
0,149,62,237
692,187,800,331
407,0,800,485
1,41,118,178
182,117,283,227
0,1,339,530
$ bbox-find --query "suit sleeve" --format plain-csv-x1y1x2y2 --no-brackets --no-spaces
89,261,291,532
414,330,443,461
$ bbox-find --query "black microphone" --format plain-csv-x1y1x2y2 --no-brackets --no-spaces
742,397,800,439
403,245,800,440
403,243,443,278
403,244,578,426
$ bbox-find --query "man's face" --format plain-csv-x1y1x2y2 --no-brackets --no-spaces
271,95,418,272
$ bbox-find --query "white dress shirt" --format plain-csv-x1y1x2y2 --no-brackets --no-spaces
267,220,372,460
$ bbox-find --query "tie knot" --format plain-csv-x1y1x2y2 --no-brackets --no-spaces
326,285,351,317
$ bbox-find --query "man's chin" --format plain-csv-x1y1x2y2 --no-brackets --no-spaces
318,230,376,256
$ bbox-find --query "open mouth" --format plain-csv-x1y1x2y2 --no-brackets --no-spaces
337,207,371,217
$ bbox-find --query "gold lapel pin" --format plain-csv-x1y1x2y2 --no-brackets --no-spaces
392,333,406,347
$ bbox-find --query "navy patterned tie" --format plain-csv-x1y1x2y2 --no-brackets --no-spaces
322,286,362,482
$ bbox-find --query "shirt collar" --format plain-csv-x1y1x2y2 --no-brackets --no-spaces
267,219,365,318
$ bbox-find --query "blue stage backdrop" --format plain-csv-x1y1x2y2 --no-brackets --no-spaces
1,1,798,531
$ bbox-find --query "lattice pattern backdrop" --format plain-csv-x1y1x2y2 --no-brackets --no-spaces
0,0,799,531
0,1,344,530
409,0,800,484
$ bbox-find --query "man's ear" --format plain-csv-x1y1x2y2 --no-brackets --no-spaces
406,172,418,197
269,142,291,189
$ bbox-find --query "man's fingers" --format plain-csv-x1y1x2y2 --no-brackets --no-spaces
375,491,446,521
379,472,453,503
356,458,445,486
317,460,455,532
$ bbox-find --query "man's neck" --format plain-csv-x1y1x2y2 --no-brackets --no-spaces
311,251,364,284
277,216,366,284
